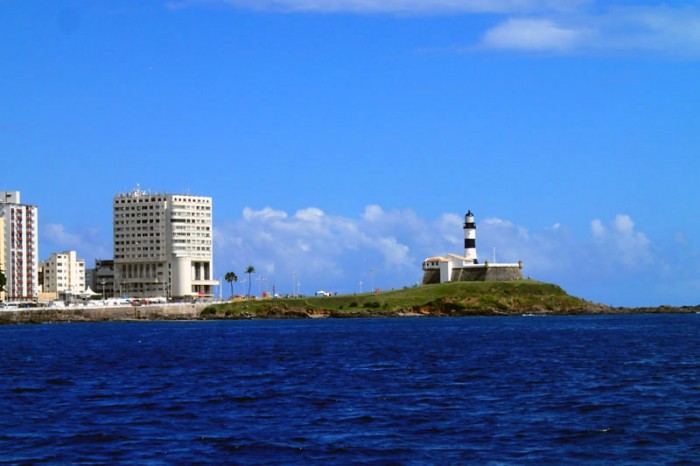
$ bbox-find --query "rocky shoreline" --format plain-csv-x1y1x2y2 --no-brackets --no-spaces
0,302,698,324
608,305,700,314
199,304,700,320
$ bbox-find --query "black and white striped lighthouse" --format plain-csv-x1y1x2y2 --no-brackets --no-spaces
464,210,477,262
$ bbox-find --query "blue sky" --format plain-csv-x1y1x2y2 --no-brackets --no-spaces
2,0,700,306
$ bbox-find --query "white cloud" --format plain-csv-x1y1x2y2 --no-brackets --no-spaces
477,5,700,56
435,213,463,247
373,236,411,268
166,0,588,14
242,206,287,221
591,218,605,238
43,223,83,246
482,214,653,278
589,214,652,267
362,204,384,222
481,18,590,51
41,223,111,266
613,214,635,234
167,0,700,57
215,205,671,302
216,204,446,293
295,207,325,222
482,217,530,240
598,6,700,55
50,202,692,305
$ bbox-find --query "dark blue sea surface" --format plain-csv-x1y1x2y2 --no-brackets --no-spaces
1,315,699,464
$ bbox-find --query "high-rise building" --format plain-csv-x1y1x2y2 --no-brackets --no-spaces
41,251,86,295
0,216,5,302
113,187,218,299
0,191,39,302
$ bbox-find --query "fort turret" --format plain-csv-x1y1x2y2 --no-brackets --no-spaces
464,210,477,263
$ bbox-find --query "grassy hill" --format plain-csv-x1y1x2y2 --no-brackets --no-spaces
202,280,608,319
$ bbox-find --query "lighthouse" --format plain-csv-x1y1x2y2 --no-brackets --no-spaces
422,209,523,284
464,210,477,262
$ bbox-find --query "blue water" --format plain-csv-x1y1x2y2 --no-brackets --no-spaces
1,315,699,465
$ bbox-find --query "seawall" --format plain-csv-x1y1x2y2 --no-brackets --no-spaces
0,303,208,324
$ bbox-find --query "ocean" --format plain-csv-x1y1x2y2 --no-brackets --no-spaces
1,315,698,464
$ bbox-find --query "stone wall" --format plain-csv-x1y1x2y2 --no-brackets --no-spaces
422,265,523,284
452,266,523,282
0,303,207,324
481,266,523,281
422,269,441,285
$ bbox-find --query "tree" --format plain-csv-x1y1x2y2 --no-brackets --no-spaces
244,265,255,299
224,272,238,299
0,268,5,294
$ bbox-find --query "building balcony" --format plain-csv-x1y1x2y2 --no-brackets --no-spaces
118,277,161,284
192,278,220,286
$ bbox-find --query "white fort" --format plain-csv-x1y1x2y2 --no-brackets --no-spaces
422,210,523,284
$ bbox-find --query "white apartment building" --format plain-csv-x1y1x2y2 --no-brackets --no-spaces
113,187,218,299
0,191,39,301
0,217,5,302
41,251,86,294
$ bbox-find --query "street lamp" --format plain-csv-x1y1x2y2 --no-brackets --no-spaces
100,279,106,303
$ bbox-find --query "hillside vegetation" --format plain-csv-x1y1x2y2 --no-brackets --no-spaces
202,280,608,319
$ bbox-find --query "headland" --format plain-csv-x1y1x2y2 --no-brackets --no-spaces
1,281,697,324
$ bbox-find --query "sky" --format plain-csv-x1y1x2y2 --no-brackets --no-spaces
2,0,700,306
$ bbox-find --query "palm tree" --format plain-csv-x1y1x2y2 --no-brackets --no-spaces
244,265,255,299
224,271,238,299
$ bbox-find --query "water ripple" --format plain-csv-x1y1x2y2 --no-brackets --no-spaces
0,315,698,464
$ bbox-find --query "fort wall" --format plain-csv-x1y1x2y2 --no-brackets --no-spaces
423,264,523,285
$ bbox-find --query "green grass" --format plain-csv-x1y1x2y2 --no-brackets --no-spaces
201,280,601,318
